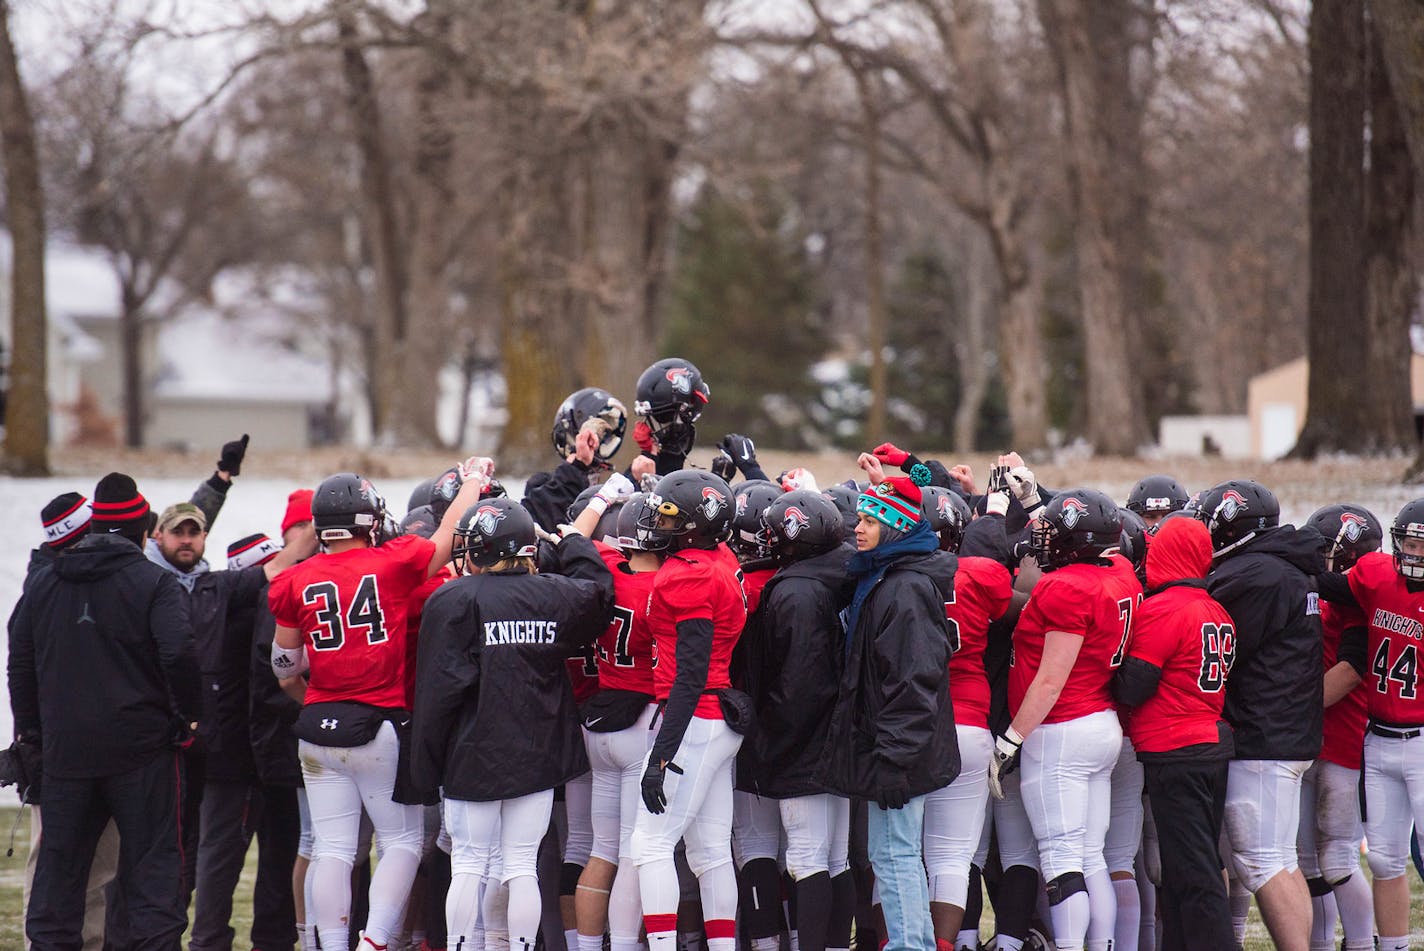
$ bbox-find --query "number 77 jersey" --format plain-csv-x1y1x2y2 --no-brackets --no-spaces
268,534,436,708
591,542,658,694
1348,551,1424,723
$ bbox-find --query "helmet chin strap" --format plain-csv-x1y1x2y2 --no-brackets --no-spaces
1210,529,1257,561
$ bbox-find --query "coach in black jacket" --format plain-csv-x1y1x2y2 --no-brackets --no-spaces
9,473,201,951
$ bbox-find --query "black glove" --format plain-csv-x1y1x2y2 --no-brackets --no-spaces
875,784,911,810
718,433,757,473
988,729,1024,800
218,434,250,476
710,453,736,482
641,757,684,815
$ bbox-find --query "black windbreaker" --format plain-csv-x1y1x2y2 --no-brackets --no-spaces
411,533,614,801
249,593,303,787
8,534,200,778
820,551,961,799
1207,525,1325,761
737,544,854,799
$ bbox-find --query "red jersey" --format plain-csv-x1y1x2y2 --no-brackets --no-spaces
1348,552,1424,726
743,566,775,616
1010,555,1142,724
649,544,747,719
592,542,658,695
406,564,456,706
268,534,435,709
1320,600,1369,767
946,556,1014,729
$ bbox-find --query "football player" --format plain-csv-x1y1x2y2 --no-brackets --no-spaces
631,358,710,481
1124,475,1190,531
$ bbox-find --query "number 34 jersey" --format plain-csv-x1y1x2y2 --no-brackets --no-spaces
269,534,436,709
1349,551,1424,725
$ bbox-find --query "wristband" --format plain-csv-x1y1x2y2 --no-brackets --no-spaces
586,496,609,517
271,643,309,679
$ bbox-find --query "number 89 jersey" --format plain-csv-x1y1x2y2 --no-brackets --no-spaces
589,542,658,695
268,534,436,709
1349,551,1424,725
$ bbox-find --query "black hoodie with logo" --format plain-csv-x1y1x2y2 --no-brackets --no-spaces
8,533,201,779
1207,524,1326,761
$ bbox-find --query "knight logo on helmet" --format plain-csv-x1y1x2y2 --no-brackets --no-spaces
473,505,506,536
1060,497,1088,530
1217,489,1248,521
700,486,726,520
736,493,749,517
782,506,809,539
937,496,953,521
1339,512,1366,543
665,366,693,395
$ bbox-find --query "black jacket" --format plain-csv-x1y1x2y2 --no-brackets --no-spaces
411,533,614,801
8,534,200,778
821,551,961,799
737,544,854,798
249,592,303,787
1207,525,1325,761
521,460,593,532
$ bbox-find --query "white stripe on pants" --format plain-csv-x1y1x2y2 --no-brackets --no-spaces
1363,730,1424,880
1021,709,1122,881
923,724,992,906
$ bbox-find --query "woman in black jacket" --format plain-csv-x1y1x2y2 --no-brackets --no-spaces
411,498,613,951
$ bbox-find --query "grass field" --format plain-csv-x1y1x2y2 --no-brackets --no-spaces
3,805,1422,950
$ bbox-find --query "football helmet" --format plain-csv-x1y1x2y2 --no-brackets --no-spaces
616,492,649,552
1125,475,1190,519
1390,499,1424,581
453,497,537,572
1194,480,1279,557
567,484,601,522
1307,503,1383,572
761,490,844,565
635,469,734,552
633,358,709,457
313,473,386,545
406,477,435,515
728,480,784,562
399,504,438,540
551,387,628,466
1118,507,1149,571
921,485,971,553
428,466,463,520
823,482,862,537
1030,488,1122,571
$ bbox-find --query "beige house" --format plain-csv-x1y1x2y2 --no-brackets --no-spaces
1246,355,1424,459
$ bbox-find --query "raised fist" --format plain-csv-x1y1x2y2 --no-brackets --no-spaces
218,434,250,476
872,442,910,468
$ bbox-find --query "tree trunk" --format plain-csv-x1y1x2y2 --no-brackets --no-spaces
1363,19,1417,452
1039,0,1152,455
0,0,47,474
857,76,888,441
120,284,143,449
952,238,992,452
1291,0,1373,457
984,167,1048,450
1371,0,1424,186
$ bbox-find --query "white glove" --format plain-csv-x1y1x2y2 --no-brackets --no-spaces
1003,466,1042,513
596,472,635,503
985,491,1010,518
458,455,496,484
534,524,563,544
780,467,819,493
988,727,1024,801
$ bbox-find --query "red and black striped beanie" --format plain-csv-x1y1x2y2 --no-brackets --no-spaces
41,492,92,549
91,472,151,536
227,533,281,571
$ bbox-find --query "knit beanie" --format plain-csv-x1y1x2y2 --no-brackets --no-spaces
856,464,932,534
281,488,315,535
42,492,92,549
90,472,151,539
227,533,281,571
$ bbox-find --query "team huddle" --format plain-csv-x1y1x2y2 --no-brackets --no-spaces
8,356,1424,951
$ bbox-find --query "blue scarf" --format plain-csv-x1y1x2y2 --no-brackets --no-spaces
843,519,938,655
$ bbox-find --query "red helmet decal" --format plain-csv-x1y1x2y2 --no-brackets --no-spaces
665,366,693,395
782,505,809,539
1060,497,1088,530
473,504,506,536
699,486,726,520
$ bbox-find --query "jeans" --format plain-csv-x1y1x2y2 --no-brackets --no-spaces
867,795,934,951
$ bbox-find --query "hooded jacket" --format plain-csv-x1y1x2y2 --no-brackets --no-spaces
8,533,200,778
737,543,854,798
820,533,960,800
1114,518,1236,758
1207,524,1325,761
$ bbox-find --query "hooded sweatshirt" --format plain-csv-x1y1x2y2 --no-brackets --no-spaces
1115,518,1237,757
1207,523,1325,760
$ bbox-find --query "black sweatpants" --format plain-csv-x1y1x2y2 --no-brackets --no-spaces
1142,756,1232,951
31,750,187,951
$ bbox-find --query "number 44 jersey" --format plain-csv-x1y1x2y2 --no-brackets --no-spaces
1349,551,1424,726
269,534,435,708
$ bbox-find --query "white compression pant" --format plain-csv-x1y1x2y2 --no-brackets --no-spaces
564,771,594,868
445,789,554,949
1224,758,1310,892
585,703,658,864
1298,759,1364,882
779,793,850,881
1105,736,1145,875
1363,729,1424,880
732,790,782,869
974,765,1040,872
1021,709,1122,881
299,721,424,951
924,724,992,906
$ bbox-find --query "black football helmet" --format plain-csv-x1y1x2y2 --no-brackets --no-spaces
1030,488,1122,571
567,484,602,523
1390,499,1424,582
616,492,649,552
633,358,710,457
406,477,435,515
823,482,861,537
728,480,784,562
1194,480,1279,557
762,490,845,565
921,485,971,553
313,473,387,545
453,497,538,572
636,469,734,552
551,387,628,466
1307,503,1383,572
1125,475,1190,521
1117,507,1148,571
399,504,438,540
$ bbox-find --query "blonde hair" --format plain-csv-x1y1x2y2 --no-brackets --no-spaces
485,555,537,574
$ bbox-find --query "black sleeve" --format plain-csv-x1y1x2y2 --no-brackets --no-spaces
1337,624,1368,677
961,513,1013,567
739,461,770,482
1316,571,1358,607
224,565,269,616
650,618,713,766
151,574,201,723
548,535,615,646
410,589,480,795
1112,656,1164,708
250,605,300,728
191,474,230,530
7,592,39,739
520,461,592,532
872,575,949,772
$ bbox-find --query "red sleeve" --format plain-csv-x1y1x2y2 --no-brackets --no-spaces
1127,595,1178,668
658,560,714,623
1033,573,1095,638
268,571,299,629
388,534,437,585
1347,553,1385,607
973,559,1014,621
